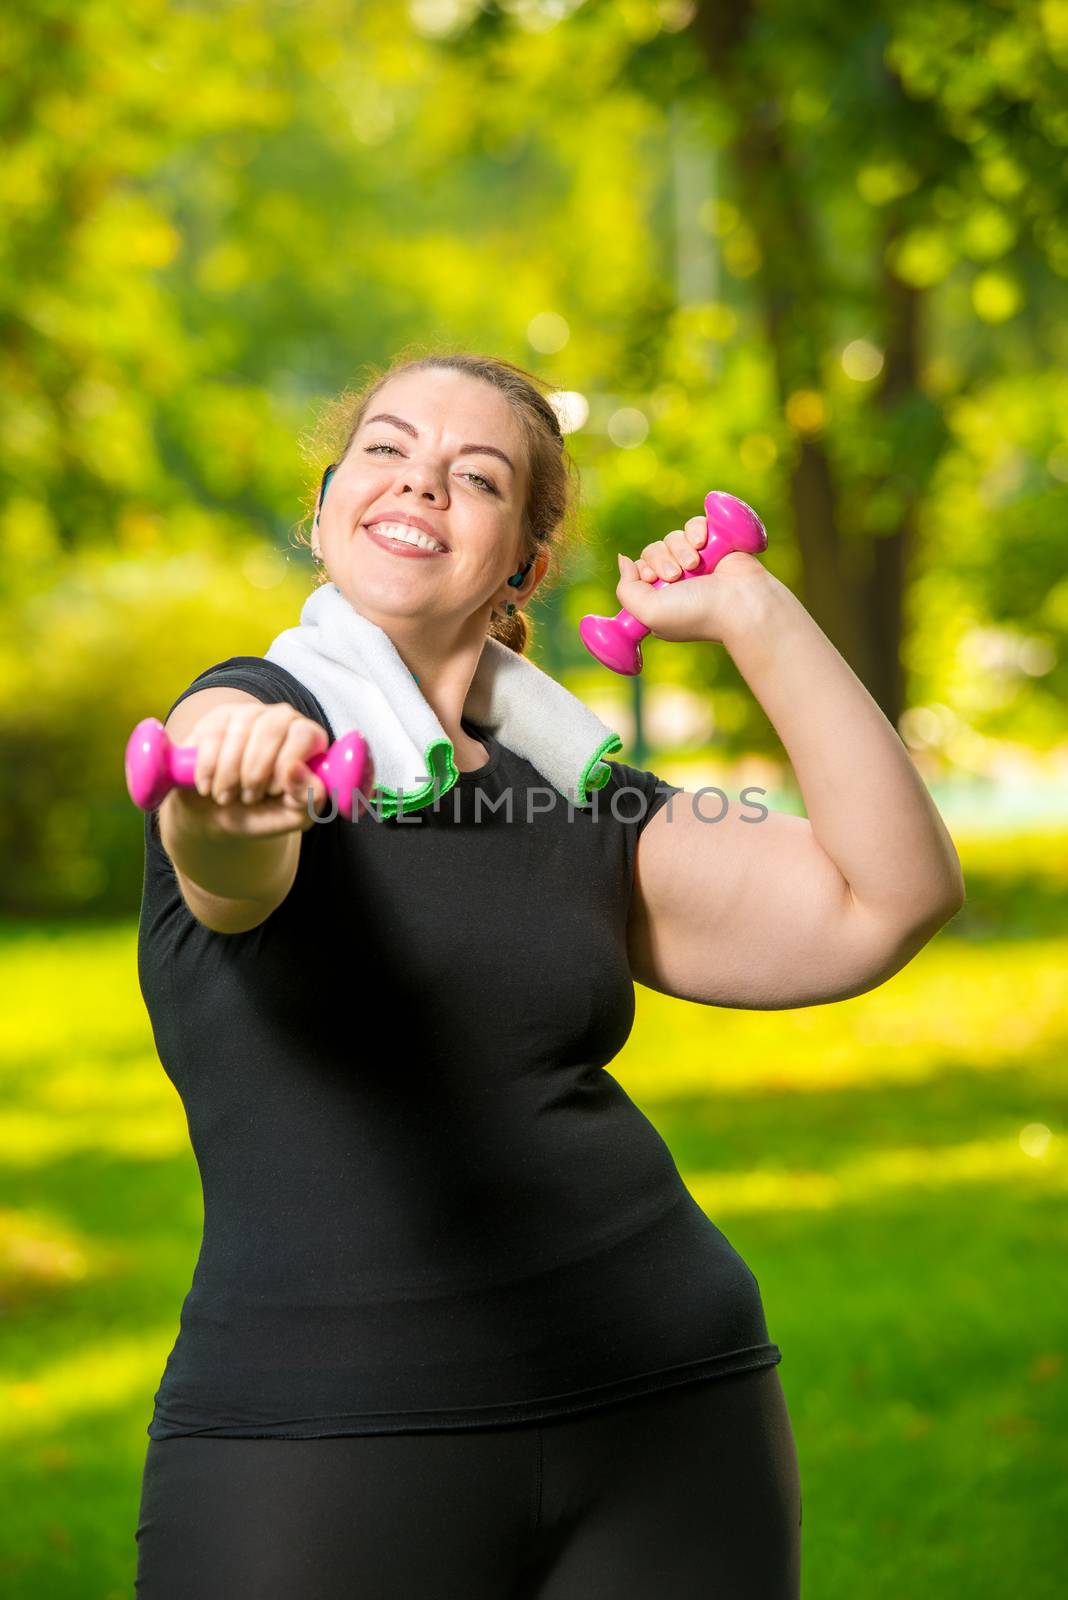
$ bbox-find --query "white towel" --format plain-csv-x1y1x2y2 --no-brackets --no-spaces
264,583,622,818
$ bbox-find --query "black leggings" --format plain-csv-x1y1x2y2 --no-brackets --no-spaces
134,1364,801,1599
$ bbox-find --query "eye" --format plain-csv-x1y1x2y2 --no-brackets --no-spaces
363,442,498,495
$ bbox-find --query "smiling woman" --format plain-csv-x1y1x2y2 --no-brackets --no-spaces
133,345,801,1600
293,347,586,659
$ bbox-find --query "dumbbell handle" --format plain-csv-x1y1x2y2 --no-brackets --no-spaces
125,718,373,820
579,491,768,676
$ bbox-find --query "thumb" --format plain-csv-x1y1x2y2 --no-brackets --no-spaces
615,551,663,626
286,757,325,809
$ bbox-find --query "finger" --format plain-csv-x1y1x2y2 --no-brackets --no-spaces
211,708,260,806
637,538,683,581
282,761,326,815
665,528,701,571
286,715,330,766
683,514,708,549
617,550,647,595
189,706,255,803
279,722,330,810
238,705,300,804
189,715,227,799
616,553,666,625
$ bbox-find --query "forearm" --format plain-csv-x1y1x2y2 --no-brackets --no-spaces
158,791,298,905
721,570,965,926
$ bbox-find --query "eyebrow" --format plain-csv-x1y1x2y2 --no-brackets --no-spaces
361,413,515,473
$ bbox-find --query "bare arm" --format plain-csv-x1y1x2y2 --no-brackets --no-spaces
718,567,965,924
159,786,301,934
628,800,956,1010
617,532,965,1009
156,687,327,935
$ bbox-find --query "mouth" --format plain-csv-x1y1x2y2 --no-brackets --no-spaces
362,521,450,558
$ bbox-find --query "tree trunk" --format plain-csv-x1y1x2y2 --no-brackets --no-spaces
691,2,926,727
859,240,925,729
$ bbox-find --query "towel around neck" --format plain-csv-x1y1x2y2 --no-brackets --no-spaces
264,582,622,818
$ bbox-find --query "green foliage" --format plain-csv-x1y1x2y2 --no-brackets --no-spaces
0,541,315,911
1,0,1066,910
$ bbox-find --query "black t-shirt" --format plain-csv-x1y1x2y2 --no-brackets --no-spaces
137,655,781,1439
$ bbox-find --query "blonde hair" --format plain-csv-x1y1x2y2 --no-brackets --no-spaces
292,342,585,655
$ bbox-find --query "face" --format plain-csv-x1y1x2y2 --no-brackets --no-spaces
313,367,533,631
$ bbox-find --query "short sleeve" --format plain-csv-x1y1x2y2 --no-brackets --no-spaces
163,656,333,737
601,757,685,835
596,758,685,896
147,656,332,846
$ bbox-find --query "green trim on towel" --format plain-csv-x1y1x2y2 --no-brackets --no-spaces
371,735,460,819
368,728,624,818
579,732,624,802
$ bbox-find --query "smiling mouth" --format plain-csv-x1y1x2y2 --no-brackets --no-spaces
363,522,449,556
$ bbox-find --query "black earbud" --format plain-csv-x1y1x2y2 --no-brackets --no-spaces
316,463,337,523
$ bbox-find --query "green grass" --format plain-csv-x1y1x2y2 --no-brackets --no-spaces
0,830,1065,1596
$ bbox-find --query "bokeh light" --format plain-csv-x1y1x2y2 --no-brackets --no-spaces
1019,1123,1053,1159
841,339,885,382
547,389,588,433
972,270,1024,322
785,390,828,433
607,407,650,448
738,432,778,472
527,311,570,354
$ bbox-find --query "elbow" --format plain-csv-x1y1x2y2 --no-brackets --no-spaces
940,846,967,918
933,862,967,925
850,864,966,942
900,856,967,936
909,881,966,942
849,883,965,988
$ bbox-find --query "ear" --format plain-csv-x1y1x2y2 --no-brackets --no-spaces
522,547,551,599
501,548,549,612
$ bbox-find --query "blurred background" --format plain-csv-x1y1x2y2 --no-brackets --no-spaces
1,0,1065,1593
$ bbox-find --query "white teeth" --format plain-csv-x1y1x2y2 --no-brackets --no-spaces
370,522,445,554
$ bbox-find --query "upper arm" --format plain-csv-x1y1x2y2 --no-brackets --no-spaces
156,686,300,936
626,793,956,1010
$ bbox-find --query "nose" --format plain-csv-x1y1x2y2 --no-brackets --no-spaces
393,458,445,502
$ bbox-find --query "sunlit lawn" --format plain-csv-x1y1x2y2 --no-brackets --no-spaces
0,830,1065,1597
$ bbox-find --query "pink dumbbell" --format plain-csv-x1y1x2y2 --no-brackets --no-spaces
579,490,769,675
125,718,375,819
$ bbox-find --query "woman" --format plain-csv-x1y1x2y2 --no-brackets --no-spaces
133,352,964,1598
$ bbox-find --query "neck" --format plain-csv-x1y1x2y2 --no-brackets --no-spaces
370,606,494,758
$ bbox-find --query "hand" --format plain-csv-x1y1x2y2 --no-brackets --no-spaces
615,515,770,646
164,702,332,839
